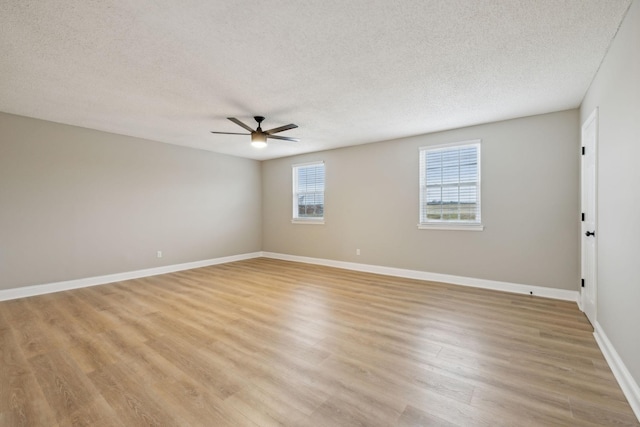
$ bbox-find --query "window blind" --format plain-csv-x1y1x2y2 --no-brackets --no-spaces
293,162,325,219
420,142,480,224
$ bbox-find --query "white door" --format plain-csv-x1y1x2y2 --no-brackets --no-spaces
581,109,598,325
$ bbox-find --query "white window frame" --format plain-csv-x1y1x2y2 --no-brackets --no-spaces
418,140,484,231
292,161,325,224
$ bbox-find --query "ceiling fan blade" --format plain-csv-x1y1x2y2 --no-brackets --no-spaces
210,131,250,135
227,117,255,132
267,135,300,142
265,123,298,135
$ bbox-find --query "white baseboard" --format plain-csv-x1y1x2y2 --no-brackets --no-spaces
3,251,579,304
261,252,579,302
2,251,578,304
594,322,640,422
576,290,584,312
0,252,262,302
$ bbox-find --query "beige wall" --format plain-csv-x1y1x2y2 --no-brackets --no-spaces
1,110,581,293
263,110,580,290
581,0,640,387
0,112,262,290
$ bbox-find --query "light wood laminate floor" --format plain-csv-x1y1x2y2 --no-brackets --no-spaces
0,258,638,426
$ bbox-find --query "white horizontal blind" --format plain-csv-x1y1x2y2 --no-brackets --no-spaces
420,141,480,224
293,161,325,219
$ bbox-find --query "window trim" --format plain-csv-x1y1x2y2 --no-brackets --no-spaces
417,222,484,231
418,140,483,231
292,160,325,224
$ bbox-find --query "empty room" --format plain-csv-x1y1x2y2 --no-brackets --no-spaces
1,1,639,426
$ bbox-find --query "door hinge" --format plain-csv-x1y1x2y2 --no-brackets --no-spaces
581,278,585,288
582,146,585,155
581,213,585,221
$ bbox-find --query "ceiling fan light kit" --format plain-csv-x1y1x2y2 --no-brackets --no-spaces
251,132,267,148
211,116,299,148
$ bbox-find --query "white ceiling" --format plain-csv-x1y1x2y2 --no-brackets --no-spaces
0,1,632,160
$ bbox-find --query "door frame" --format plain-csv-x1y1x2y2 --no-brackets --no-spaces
580,108,598,323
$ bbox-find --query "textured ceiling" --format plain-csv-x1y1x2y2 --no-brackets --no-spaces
0,1,632,160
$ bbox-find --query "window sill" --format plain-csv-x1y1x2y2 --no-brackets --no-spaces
418,223,484,231
292,219,325,225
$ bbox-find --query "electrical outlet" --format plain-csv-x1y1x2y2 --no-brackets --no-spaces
157,251,162,258
356,249,361,256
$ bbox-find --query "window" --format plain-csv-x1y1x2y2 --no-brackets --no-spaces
419,140,483,231
292,161,325,223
